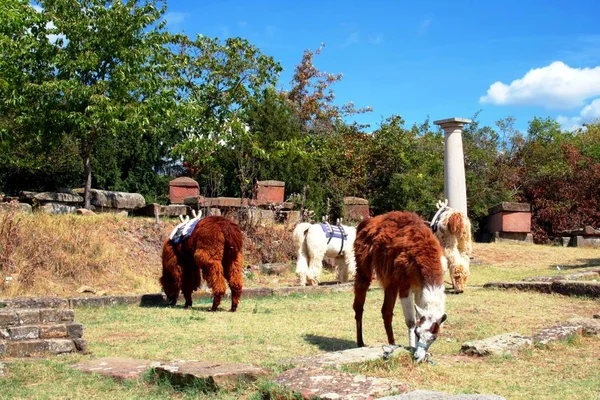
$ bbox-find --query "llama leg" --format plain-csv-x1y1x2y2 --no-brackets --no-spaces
182,264,200,309
382,285,399,345
225,252,244,312
353,270,372,347
195,250,227,311
335,256,348,283
160,245,183,306
345,250,357,281
400,295,417,347
295,245,309,286
306,231,326,285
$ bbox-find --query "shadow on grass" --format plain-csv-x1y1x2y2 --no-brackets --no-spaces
303,334,356,351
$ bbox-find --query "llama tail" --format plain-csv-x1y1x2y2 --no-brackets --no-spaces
222,219,243,260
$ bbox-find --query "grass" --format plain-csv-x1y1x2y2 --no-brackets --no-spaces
2,212,600,398
1,288,599,400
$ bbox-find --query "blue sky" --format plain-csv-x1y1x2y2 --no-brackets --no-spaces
163,0,600,133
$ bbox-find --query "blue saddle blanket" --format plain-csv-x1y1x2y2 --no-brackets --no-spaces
169,217,202,244
320,223,347,240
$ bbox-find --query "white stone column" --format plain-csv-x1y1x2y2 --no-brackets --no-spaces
433,117,472,214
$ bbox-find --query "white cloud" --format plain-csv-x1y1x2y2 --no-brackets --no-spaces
557,98,600,131
163,12,189,26
342,32,359,48
369,33,384,45
418,19,431,35
480,61,600,109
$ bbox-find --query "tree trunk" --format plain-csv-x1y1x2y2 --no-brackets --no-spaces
83,148,92,210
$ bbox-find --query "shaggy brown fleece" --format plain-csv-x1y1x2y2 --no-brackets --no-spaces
160,216,244,311
353,211,445,346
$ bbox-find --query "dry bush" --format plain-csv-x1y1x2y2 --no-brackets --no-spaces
0,203,22,275
243,224,295,265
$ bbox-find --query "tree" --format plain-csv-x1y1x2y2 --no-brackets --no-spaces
167,35,282,197
287,44,372,134
3,0,177,208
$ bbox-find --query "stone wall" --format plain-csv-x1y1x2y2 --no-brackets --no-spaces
0,306,86,357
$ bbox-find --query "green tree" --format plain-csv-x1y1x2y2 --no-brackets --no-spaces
3,0,177,208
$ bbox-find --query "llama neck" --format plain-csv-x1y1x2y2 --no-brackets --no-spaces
420,283,446,316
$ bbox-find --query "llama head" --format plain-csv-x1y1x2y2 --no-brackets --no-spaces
413,304,447,363
451,263,469,293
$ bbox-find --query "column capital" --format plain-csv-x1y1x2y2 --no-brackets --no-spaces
433,118,472,131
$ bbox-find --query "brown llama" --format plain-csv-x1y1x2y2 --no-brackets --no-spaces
160,216,244,311
353,211,447,362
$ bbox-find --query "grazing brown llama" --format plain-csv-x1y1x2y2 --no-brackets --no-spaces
160,215,244,311
430,200,473,293
353,211,447,362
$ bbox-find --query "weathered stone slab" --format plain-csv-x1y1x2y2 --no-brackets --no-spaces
290,346,400,369
67,323,84,338
40,309,74,324
73,189,145,210
0,203,32,213
0,311,18,327
488,202,530,214
461,333,532,356
16,309,41,325
70,295,143,308
40,324,68,339
0,329,8,339
0,297,68,309
483,282,552,293
20,191,83,204
73,338,88,352
551,281,600,297
533,318,600,346
561,225,600,237
72,357,160,380
154,361,269,391
47,339,75,354
378,390,506,399
275,366,408,399
242,288,274,299
5,339,49,357
39,203,78,215
8,326,39,340
523,271,600,282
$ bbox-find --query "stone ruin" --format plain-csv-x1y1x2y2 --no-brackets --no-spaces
558,225,600,248
0,297,86,357
481,202,533,244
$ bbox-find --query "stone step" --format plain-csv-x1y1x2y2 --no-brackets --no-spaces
0,297,69,309
484,280,600,298
72,357,162,381
377,390,506,399
0,323,83,340
153,360,269,391
274,366,408,399
0,308,74,328
0,338,87,357
288,346,404,369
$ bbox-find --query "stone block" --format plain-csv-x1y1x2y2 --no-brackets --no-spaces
0,203,32,213
274,366,408,399
169,177,199,205
256,180,285,203
290,346,402,369
39,203,78,215
73,338,87,352
343,196,370,222
241,288,274,299
379,390,506,399
0,311,18,327
16,309,41,325
490,232,533,243
69,295,142,308
0,297,69,309
285,210,301,225
6,339,48,357
488,202,531,214
40,324,68,339
40,309,74,324
20,191,83,204
487,212,531,234
153,361,269,391
573,235,600,248
8,326,40,340
47,339,75,354
550,281,600,298
0,329,9,339
72,357,160,380
67,323,84,338
483,282,553,294
72,189,145,210
141,203,189,218
0,341,5,355
461,333,532,356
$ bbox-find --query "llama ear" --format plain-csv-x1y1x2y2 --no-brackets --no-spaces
438,314,448,325
414,304,425,318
